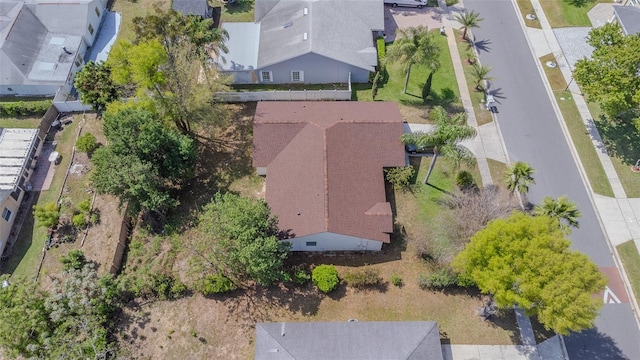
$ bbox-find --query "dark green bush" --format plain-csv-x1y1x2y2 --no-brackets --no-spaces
195,274,236,295
342,269,382,288
78,199,91,214
72,213,88,228
0,100,50,117
312,265,339,293
455,170,477,191
131,273,186,300
60,250,86,271
76,133,98,154
385,166,415,189
291,267,311,285
418,268,461,290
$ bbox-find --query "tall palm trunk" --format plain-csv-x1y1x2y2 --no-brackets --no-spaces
515,190,525,211
403,64,412,94
424,149,439,184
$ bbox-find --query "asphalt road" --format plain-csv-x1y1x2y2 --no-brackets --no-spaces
461,0,640,358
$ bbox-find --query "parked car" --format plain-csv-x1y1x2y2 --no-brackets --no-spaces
384,0,428,8
405,143,434,154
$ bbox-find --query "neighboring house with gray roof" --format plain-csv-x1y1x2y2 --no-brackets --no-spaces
613,5,640,35
253,101,404,251
218,0,383,84
254,321,444,360
0,0,107,96
172,0,213,18
0,128,42,259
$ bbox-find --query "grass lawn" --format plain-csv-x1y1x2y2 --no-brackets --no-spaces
453,29,493,126
515,0,542,29
586,102,640,198
0,116,42,129
617,240,640,308
220,0,254,22
487,158,507,185
354,30,461,123
2,118,81,279
536,54,614,197
539,0,612,28
110,0,168,41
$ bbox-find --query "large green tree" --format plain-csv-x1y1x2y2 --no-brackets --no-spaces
73,61,120,111
401,106,476,184
386,26,441,94
107,39,167,93
91,108,196,215
574,23,640,119
454,10,483,41
190,192,290,286
504,161,535,210
452,212,606,335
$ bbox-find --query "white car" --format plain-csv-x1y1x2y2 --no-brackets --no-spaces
384,0,428,8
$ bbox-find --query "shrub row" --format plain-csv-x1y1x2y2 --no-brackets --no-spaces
0,100,51,117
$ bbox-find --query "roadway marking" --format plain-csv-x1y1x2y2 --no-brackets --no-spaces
599,267,630,304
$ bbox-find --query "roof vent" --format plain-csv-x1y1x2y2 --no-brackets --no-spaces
303,7,308,15
303,32,308,40
283,21,293,28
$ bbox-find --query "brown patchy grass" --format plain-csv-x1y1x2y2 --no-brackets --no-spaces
539,54,567,91
110,0,170,41
487,158,507,186
515,0,542,29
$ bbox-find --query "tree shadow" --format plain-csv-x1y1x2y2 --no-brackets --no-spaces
224,0,254,14
565,0,594,8
473,38,492,54
427,87,464,113
564,328,630,359
0,191,39,275
594,113,640,165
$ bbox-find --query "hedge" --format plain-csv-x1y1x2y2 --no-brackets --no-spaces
0,100,51,117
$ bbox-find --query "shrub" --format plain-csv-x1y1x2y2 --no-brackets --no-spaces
418,268,465,290
76,133,98,154
342,269,382,288
0,100,50,116
72,213,88,228
391,273,403,287
455,170,476,191
291,267,311,285
376,37,386,66
78,199,92,213
312,265,339,293
33,202,60,228
195,274,237,295
385,166,415,189
60,250,86,271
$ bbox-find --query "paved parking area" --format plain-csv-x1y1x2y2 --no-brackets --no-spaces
384,5,444,41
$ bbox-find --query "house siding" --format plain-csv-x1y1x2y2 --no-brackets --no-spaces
285,232,383,252
0,196,20,257
258,53,371,84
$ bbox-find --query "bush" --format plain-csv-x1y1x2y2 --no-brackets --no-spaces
391,273,403,287
455,170,476,191
377,37,386,67
385,166,415,189
76,133,98,154
291,267,311,285
33,202,60,228
342,269,382,288
78,199,92,214
312,265,339,293
418,267,468,290
72,213,88,228
0,100,50,117
195,274,236,295
60,250,86,271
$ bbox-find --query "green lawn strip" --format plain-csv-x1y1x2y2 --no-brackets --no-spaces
538,0,611,28
6,120,80,278
487,158,507,185
617,240,640,308
514,0,542,29
220,1,254,22
585,102,640,198
552,91,613,196
539,54,566,90
355,30,460,111
0,116,42,128
453,29,493,126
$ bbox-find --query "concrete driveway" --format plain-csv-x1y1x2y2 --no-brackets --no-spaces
384,5,444,41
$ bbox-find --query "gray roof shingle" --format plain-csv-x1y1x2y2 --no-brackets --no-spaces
613,5,640,36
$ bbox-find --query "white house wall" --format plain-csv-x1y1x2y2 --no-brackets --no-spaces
0,196,20,258
258,53,370,84
285,232,383,252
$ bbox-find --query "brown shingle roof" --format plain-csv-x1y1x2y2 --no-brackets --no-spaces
253,101,405,244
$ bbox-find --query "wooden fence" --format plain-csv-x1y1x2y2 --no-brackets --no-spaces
109,205,132,274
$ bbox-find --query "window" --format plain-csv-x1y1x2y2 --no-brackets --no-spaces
305,241,317,247
291,71,304,82
2,208,11,222
74,54,83,67
10,188,21,201
260,71,272,82
88,24,94,35
95,6,101,17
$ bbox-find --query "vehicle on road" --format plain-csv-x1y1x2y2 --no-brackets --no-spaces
384,0,427,8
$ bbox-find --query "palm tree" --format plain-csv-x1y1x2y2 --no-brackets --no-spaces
454,10,483,41
401,106,477,184
503,161,535,210
470,63,494,91
533,196,581,230
386,26,441,94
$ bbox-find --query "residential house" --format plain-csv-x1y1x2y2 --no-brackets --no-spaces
218,0,383,84
0,128,42,258
0,0,108,96
253,101,405,252
254,321,444,359
172,0,213,19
